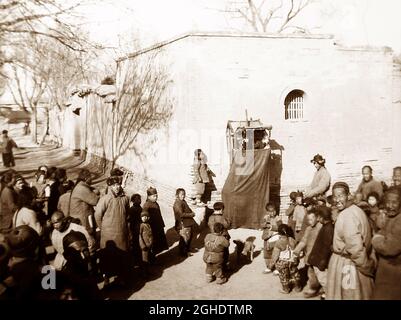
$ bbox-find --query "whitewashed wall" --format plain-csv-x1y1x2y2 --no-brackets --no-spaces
63,33,401,211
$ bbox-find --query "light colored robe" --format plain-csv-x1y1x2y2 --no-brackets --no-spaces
304,166,331,198
95,191,130,251
326,204,376,300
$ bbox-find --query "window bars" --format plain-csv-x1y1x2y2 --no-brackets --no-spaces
285,90,304,120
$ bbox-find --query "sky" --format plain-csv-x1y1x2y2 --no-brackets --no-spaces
80,0,401,55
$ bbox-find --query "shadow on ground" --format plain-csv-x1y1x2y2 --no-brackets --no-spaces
105,222,210,300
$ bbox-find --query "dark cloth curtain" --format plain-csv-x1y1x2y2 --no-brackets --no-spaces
222,149,271,229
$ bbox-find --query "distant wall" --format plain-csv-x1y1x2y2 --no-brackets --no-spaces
61,33,401,212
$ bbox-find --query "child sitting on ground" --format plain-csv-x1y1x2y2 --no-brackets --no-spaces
261,203,281,274
208,202,231,270
203,222,230,285
269,224,301,294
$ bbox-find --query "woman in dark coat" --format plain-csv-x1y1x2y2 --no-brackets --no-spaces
142,187,168,255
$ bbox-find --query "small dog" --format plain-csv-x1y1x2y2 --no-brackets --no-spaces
233,236,256,264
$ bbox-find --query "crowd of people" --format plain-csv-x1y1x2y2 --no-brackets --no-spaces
0,150,400,300
259,155,401,300
0,166,171,299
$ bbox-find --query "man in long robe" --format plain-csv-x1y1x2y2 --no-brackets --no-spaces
326,182,376,300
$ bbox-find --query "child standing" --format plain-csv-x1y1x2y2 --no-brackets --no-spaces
173,188,196,257
208,202,230,270
139,211,153,275
128,193,143,264
307,206,334,300
269,224,301,294
192,149,209,206
203,222,230,284
366,191,385,232
293,192,307,242
261,203,281,274
285,192,298,232
143,187,168,256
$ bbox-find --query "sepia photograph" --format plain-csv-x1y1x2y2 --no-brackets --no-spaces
0,0,400,309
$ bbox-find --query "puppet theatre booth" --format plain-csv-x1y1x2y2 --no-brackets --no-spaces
222,119,272,229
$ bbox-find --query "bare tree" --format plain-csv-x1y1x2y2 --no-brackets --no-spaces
6,33,93,143
91,51,173,170
224,0,315,33
6,36,52,143
44,39,96,145
0,0,90,53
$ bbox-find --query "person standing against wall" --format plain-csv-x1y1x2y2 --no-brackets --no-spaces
192,149,216,206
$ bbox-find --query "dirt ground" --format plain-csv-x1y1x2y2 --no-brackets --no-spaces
3,130,317,300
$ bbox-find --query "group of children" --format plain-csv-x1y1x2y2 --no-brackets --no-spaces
260,194,334,297
172,187,232,284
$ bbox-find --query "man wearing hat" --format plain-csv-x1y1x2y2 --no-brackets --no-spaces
304,154,331,199
2,225,42,299
326,182,376,300
95,176,131,285
59,230,102,300
142,187,168,255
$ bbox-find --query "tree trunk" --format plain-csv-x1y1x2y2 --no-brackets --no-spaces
39,108,49,146
31,107,38,144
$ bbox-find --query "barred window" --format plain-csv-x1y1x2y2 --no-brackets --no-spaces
284,90,304,120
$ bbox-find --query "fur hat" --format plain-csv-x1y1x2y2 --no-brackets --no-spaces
106,176,122,186
6,225,39,258
311,154,326,165
147,187,157,196
332,181,350,194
